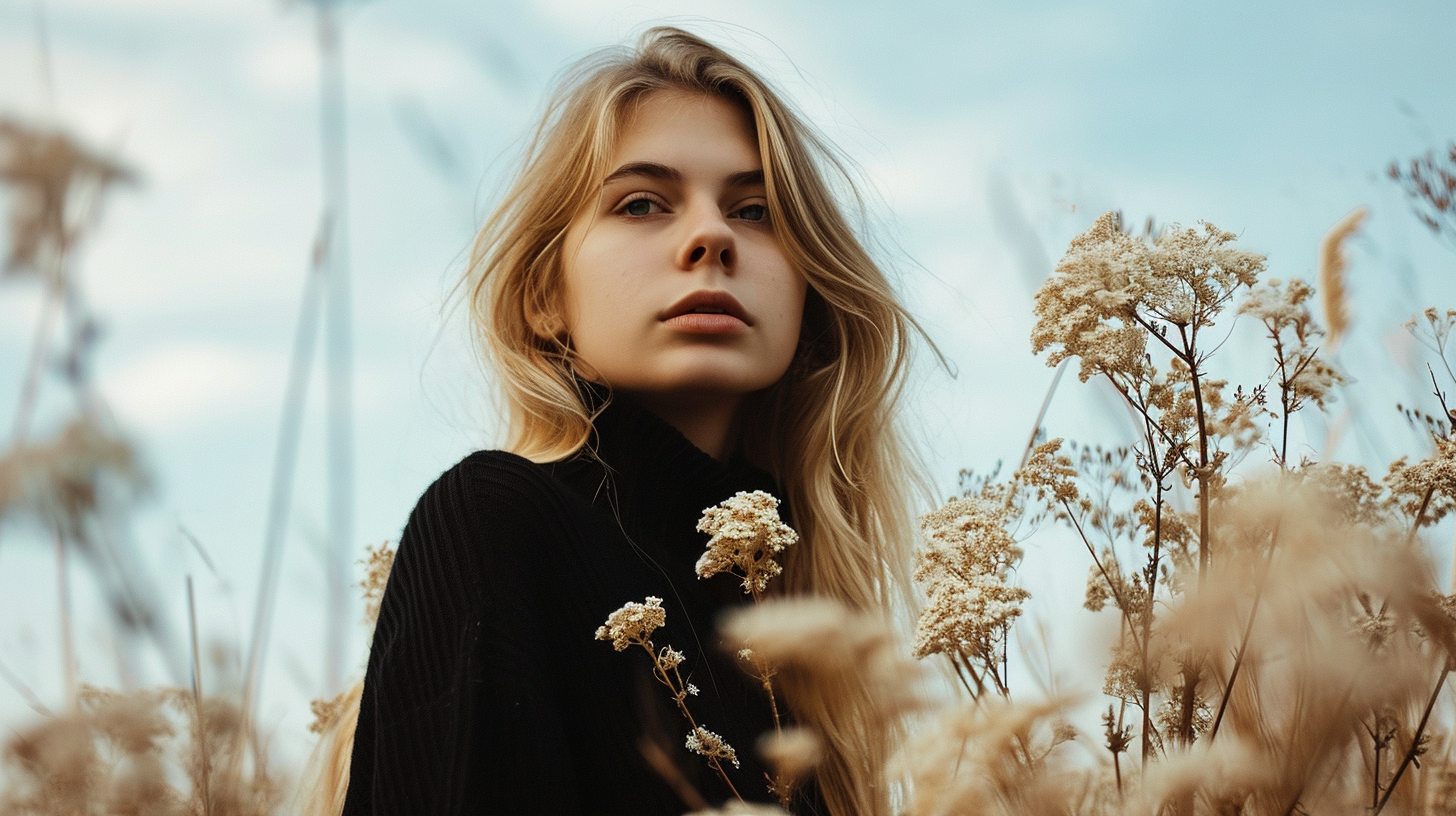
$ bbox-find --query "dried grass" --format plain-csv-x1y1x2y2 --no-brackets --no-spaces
1317,206,1367,353
0,685,281,816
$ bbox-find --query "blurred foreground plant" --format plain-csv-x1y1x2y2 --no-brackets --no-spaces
0,684,281,816
703,209,1456,816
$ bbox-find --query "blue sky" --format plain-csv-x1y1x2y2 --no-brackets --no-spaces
1,0,1454,764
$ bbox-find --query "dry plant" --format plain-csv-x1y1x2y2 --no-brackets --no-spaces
691,209,1456,816
596,491,805,808
883,209,1456,816
0,684,281,816
1390,143,1456,248
0,117,282,815
596,597,743,799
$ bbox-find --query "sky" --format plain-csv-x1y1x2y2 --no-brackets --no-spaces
0,0,1454,769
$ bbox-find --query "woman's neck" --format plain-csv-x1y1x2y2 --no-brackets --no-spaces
620,390,742,461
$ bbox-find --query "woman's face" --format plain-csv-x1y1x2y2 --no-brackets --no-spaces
556,89,806,409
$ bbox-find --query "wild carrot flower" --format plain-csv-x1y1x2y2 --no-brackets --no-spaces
1019,439,1079,505
1407,307,1456,360
696,490,798,595
595,598,743,794
1389,142,1456,245
686,726,740,769
912,492,1030,666
1031,211,1265,384
1300,462,1390,527
594,597,667,651
1387,435,1456,527
1238,277,1346,412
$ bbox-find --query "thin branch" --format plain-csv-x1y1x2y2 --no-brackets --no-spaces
1016,358,1070,473
1373,663,1450,814
1062,498,1146,656
1209,516,1284,741
0,654,51,716
1129,312,1189,364
187,576,213,816
639,737,711,811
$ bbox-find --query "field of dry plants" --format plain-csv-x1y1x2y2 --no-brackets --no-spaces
5,95,1456,816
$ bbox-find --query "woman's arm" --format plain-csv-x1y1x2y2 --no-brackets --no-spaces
342,452,583,815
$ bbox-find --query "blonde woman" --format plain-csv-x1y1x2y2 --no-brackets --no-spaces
337,26,925,816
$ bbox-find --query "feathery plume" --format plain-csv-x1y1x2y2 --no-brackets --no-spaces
1317,206,1367,353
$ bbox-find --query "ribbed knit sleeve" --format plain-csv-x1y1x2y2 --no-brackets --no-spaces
342,451,583,815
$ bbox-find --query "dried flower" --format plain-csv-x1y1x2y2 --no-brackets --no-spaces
1019,438,1079,505
0,117,135,278
594,596,666,651
758,726,821,791
0,685,278,814
1387,436,1456,527
912,492,1030,666
358,540,395,625
1300,462,1391,527
0,417,147,538
1407,307,1456,360
308,684,360,736
1239,278,1346,413
696,490,799,595
1317,207,1366,352
686,726,739,768
723,596,924,729
1389,143,1456,246
595,597,744,793
1032,211,1265,383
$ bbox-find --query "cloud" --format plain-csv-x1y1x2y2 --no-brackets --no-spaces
48,0,262,22
101,342,279,430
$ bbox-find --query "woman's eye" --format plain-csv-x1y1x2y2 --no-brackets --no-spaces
620,197,660,217
733,203,769,222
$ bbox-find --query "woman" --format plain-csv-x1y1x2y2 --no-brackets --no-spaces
339,26,925,816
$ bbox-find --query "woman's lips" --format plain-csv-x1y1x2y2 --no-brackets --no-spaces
661,312,749,333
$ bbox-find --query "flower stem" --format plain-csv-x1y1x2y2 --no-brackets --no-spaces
1374,662,1449,815
1209,516,1284,742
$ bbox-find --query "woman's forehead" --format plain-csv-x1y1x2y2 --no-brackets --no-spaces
607,90,761,182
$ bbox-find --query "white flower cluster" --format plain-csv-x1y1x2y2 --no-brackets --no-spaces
594,596,666,651
685,726,740,768
1237,278,1346,410
696,490,799,595
912,494,1031,662
1031,211,1266,383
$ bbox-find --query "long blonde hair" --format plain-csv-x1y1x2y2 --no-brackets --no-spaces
307,26,930,816
467,26,927,816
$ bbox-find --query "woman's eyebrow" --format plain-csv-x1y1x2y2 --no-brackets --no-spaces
602,161,680,185
600,163,765,188
724,169,764,188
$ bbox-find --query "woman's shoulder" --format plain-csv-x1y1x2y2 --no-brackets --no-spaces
390,450,592,596
407,449,580,531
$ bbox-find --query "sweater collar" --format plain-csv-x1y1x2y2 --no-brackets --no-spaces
559,379,782,549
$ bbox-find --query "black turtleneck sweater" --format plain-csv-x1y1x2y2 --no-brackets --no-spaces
342,392,826,815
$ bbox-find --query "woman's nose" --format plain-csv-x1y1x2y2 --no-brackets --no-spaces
677,203,736,272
